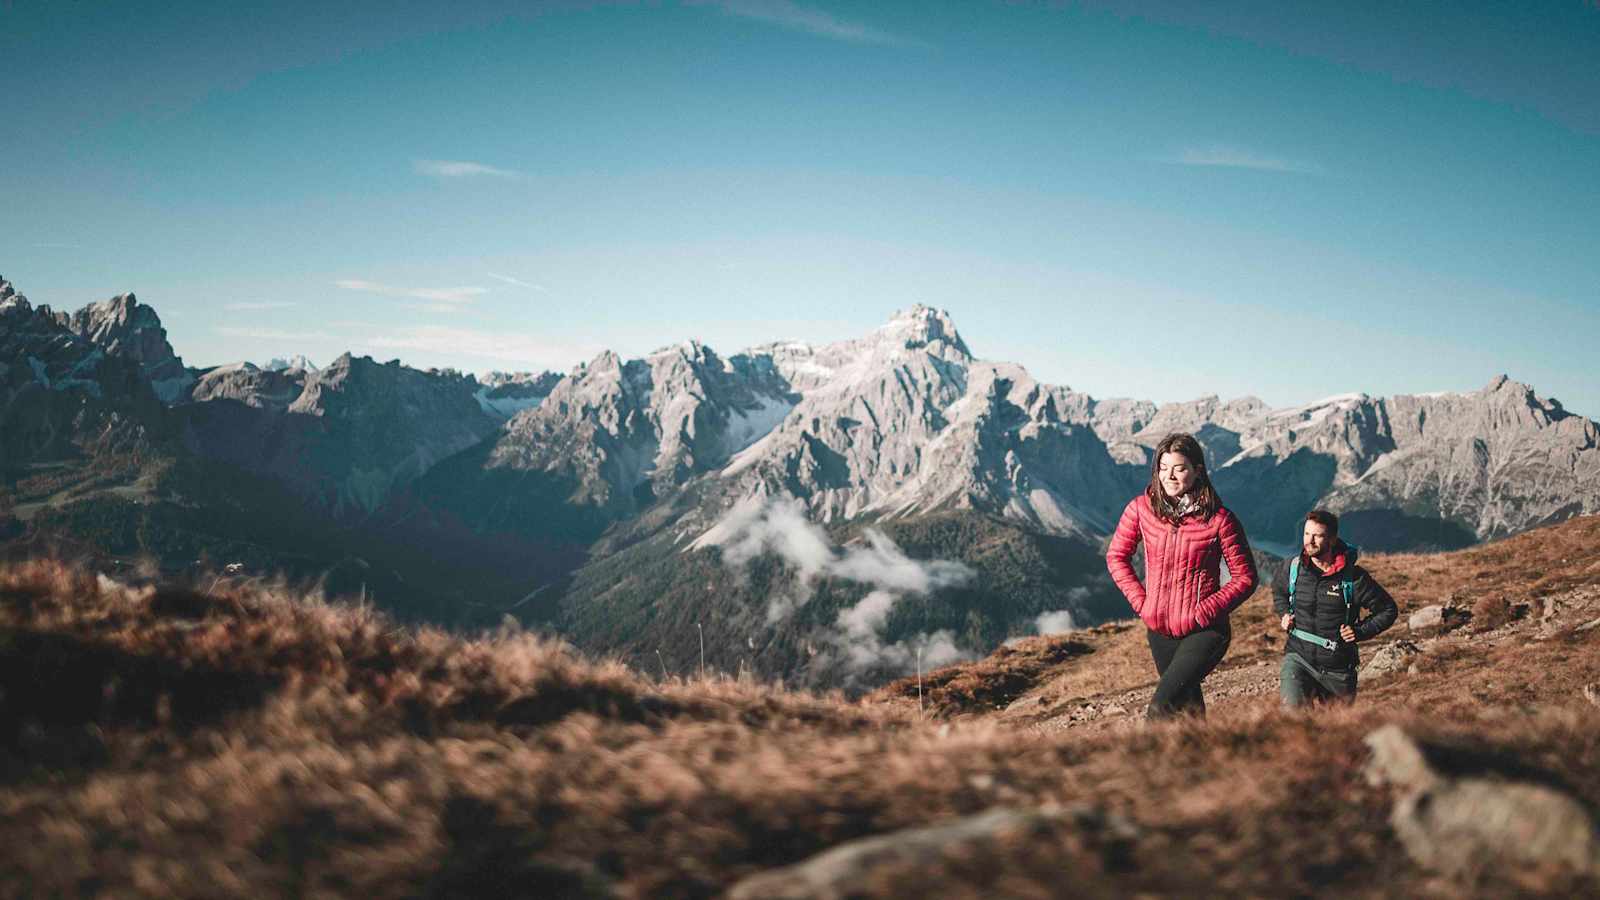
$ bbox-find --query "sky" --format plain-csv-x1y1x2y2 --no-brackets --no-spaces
4,1,1598,416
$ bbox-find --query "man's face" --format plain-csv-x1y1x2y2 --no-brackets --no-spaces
1303,520,1334,559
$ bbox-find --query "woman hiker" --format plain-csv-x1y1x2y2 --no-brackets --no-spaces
1106,432,1259,718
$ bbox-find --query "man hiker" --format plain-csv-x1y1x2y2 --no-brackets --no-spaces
1275,509,1398,707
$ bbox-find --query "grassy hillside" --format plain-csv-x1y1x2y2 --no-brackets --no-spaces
3,517,1599,897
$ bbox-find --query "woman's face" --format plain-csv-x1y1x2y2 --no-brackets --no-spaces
1158,451,1199,498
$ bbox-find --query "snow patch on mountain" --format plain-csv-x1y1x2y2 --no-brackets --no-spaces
473,387,545,421
265,355,320,373
723,393,795,456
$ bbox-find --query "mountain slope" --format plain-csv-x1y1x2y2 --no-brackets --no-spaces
180,353,500,513
555,507,1127,691
3,517,1597,897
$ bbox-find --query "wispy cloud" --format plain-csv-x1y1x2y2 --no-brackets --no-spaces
690,496,974,681
217,326,334,342
1158,144,1327,176
486,272,549,292
414,159,523,179
365,325,603,366
224,301,298,311
692,0,928,48
335,279,487,305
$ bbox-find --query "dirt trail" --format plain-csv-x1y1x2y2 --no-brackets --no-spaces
1027,583,1600,734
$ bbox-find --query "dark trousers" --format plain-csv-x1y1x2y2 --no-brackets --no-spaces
1279,651,1357,708
1145,622,1231,719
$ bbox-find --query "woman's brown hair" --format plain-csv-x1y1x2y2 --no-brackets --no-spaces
1145,432,1222,522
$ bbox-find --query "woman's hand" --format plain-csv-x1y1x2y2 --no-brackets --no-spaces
1339,624,1356,643
1280,613,1294,632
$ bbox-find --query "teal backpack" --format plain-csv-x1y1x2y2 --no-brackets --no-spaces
1286,547,1359,652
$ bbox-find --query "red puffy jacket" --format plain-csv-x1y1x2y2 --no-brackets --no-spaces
1105,494,1258,637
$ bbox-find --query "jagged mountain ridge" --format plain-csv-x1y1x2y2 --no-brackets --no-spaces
180,353,502,513
451,304,1599,552
466,307,1148,544
0,277,164,470
3,277,583,520
8,273,1600,688
716,310,1133,537
7,273,1597,549
475,340,797,522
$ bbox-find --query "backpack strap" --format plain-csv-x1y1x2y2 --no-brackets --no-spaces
1285,555,1355,650
1287,557,1300,615
1340,543,1363,628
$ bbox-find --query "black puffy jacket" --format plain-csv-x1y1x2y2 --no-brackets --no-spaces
1272,542,1398,671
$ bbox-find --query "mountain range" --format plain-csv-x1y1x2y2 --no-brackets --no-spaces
3,273,1596,686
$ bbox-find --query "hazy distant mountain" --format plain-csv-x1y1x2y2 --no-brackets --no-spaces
1213,378,1600,552
181,352,500,513
187,361,309,411
264,354,319,373
474,369,563,421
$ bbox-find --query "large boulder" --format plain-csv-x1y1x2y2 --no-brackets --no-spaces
1364,725,1600,878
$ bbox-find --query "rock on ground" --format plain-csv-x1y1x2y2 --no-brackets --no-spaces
1408,605,1447,631
1360,640,1422,680
726,805,1138,899
1364,725,1600,878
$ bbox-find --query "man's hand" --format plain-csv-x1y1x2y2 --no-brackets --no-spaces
1280,613,1294,632
1339,624,1356,643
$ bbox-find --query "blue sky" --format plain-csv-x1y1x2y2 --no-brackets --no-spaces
4,1,1598,416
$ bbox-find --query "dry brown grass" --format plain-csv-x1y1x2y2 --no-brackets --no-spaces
1371,514,1600,606
879,517,1600,727
3,518,1600,898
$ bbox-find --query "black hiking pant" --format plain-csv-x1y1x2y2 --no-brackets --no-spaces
1279,651,1357,708
1145,621,1231,719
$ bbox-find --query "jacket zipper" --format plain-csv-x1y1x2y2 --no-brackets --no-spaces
1165,519,1177,632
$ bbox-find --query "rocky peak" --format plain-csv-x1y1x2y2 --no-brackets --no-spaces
1479,374,1568,418
0,277,165,467
67,291,191,401
876,305,971,360
483,336,799,521
0,276,29,314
